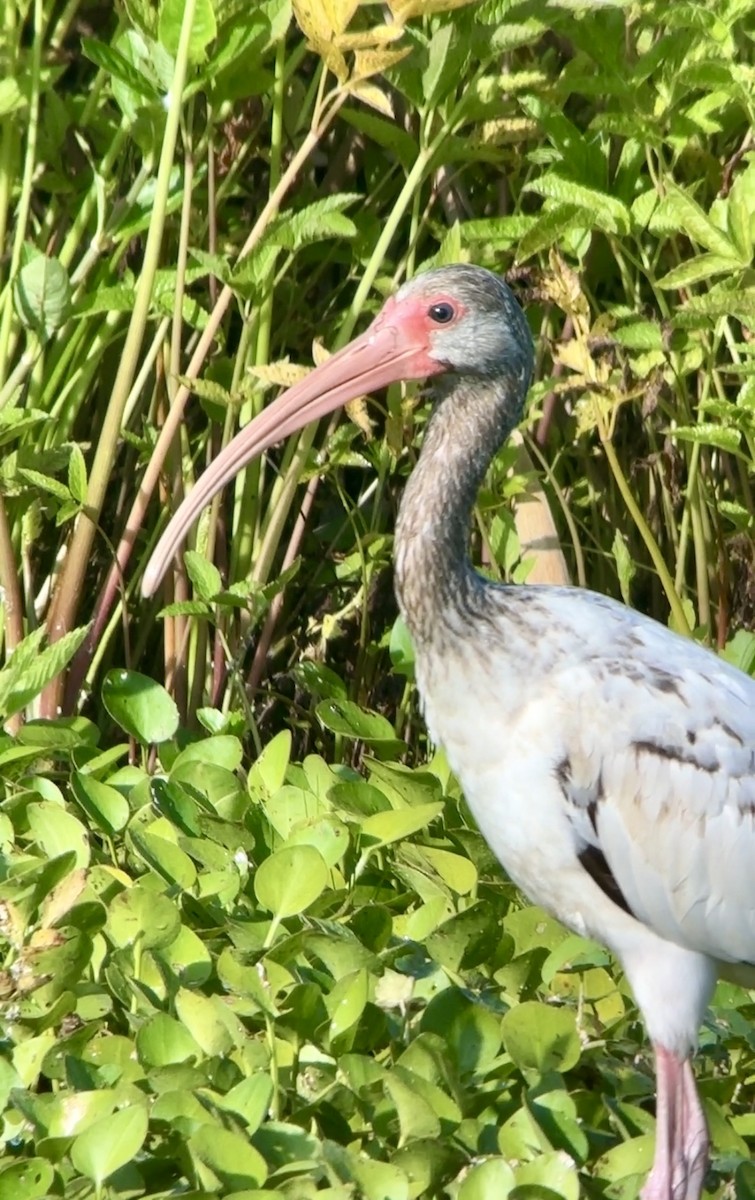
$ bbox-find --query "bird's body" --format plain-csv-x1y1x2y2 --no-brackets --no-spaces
412,582,755,1003
143,264,755,1200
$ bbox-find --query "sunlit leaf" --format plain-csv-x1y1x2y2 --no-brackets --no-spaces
159,0,217,59
254,844,329,919
102,669,179,743
14,252,71,342
501,1000,581,1074
71,1105,148,1188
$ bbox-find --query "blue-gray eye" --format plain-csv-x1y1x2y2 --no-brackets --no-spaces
428,302,455,323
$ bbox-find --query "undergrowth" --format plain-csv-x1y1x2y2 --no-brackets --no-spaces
0,0,754,1196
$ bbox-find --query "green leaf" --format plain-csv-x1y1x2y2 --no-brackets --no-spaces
184,549,223,599
501,1000,581,1074
649,187,737,257
594,1133,654,1184
517,203,587,262
67,444,88,504
136,1012,203,1066
174,986,237,1056
109,28,175,119
351,1157,410,1200
80,36,160,100
266,194,359,252
525,173,630,234
254,844,329,919
102,669,179,743
171,733,243,772
727,167,755,261
672,423,742,453
252,1120,321,1170
514,1150,580,1200
656,253,742,289
418,846,477,894
159,0,217,61
340,106,417,170
188,1125,268,1189
611,528,636,606
316,697,405,753
0,1159,53,1200
14,251,72,342
360,802,444,847
0,625,88,718
74,284,137,315
423,24,467,107
0,78,26,118
389,615,415,678
17,466,71,501
217,1075,274,1132
458,1158,515,1200
326,967,370,1040
71,1105,148,1188
722,629,755,675
106,884,180,950
384,1069,442,1143
71,772,130,835
27,802,90,869
248,729,291,795
129,827,198,888
426,902,498,972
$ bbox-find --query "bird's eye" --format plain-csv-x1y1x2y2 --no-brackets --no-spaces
428,302,455,324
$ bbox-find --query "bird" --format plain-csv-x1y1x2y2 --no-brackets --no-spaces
143,264,755,1200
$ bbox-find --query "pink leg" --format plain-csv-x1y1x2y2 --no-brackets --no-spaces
641,1045,709,1200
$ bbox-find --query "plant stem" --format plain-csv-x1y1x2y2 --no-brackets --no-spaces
0,0,42,393
598,423,691,637
65,87,348,709
43,0,200,714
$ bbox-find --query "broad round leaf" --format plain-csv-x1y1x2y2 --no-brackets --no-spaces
188,1125,267,1189
248,729,291,795
360,802,445,848
316,698,406,753
326,968,370,1041
14,252,71,342
458,1158,515,1200
514,1149,580,1200
501,999,581,1075
128,828,197,889
254,844,328,919
174,987,235,1056
26,802,90,868
46,1089,118,1137
70,1104,148,1188
159,0,217,61
102,669,179,744
71,772,129,835
0,1158,54,1200
136,1012,202,1067
252,1120,321,1169
106,884,180,950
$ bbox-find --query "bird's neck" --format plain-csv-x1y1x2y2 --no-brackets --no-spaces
394,373,520,644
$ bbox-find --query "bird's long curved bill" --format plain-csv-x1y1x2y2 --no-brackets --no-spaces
142,312,432,597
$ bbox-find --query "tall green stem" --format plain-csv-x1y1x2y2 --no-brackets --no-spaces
43,0,199,712
599,426,691,637
0,0,43,392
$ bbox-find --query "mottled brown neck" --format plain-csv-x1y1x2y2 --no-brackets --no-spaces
394,372,522,646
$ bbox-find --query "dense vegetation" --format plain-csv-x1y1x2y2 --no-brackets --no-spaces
0,0,754,1196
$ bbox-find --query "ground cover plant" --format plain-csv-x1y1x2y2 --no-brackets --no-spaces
0,0,755,1196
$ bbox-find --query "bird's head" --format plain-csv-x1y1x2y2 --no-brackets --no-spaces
142,264,533,597
388,264,533,390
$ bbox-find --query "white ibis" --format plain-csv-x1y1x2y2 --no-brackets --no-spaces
143,265,755,1200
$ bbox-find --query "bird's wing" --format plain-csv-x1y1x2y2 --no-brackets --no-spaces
556,610,755,967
